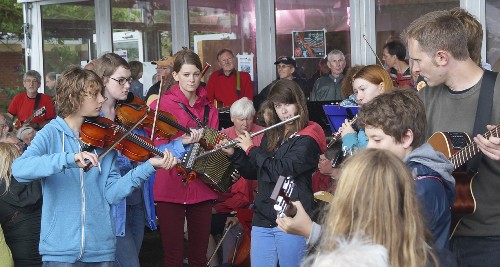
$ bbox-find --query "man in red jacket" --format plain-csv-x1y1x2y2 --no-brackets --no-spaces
205,48,253,108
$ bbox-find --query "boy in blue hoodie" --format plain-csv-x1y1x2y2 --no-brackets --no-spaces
278,89,455,252
12,67,178,266
359,88,456,249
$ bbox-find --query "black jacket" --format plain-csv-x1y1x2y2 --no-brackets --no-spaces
0,178,42,224
230,131,322,228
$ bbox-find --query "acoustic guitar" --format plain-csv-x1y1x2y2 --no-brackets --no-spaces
270,176,297,218
15,106,46,129
428,125,500,236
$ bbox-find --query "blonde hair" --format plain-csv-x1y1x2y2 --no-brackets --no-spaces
318,149,438,267
0,143,21,193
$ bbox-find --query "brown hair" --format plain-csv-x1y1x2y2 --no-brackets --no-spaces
402,10,469,61
352,65,394,93
173,49,203,73
358,88,426,148
93,53,130,79
318,149,438,267
450,7,483,65
341,65,365,98
129,61,143,80
264,79,309,152
216,48,235,61
56,66,104,118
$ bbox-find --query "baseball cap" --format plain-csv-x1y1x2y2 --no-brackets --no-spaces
274,56,296,68
152,56,174,68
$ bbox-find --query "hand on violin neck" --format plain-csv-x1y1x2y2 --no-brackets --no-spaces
181,128,204,145
74,151,99,169
149,149,178,170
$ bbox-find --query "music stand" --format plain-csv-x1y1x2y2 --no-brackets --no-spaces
307,101,338,134
322,105,359,132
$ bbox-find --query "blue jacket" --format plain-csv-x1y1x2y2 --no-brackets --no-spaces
404,143,456,250
341,129,368,151
12,116,157,263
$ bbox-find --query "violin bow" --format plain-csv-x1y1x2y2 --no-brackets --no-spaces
83,113,148,172
362,34,385,67
151,75,167,141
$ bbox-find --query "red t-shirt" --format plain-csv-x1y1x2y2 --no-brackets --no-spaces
205,69,253,107
8,92,56,125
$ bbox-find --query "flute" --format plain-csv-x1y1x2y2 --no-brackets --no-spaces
195,115,301,160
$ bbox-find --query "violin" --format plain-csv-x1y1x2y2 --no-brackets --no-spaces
116,94,190,139
80,116,164,162
116,93,212,150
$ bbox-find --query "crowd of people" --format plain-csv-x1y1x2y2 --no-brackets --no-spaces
0,7,499,267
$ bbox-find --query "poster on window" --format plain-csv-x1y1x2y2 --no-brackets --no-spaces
292,30,326,58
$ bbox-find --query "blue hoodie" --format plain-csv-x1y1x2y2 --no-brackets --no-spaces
404,142,456,250
12,116,157,263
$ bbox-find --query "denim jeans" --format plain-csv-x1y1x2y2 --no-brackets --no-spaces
114,204,146,267
450,236,500,267
43,262,113,267
250,226,306,267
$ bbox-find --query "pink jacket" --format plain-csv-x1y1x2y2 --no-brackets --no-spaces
150,84,219,204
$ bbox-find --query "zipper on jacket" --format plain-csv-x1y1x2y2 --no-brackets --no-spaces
77,145,86,260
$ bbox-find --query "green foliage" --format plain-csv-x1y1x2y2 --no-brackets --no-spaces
0,86,24,113
0,0,23,38
44,45,80,74
41,3,94,20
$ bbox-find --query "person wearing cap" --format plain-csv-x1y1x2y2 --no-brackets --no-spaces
205,48,253,108
145,56,175,105
253,56,308,110
310,49,346,102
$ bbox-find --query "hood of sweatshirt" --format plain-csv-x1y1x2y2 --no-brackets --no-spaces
404,143,455,186
49,116,83,153
297,121,327,153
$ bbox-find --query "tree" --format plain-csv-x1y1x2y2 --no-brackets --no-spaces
0,0,23,39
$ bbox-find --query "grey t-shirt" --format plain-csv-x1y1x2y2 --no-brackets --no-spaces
419,72,500,236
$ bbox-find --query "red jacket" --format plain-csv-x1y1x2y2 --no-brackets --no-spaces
8,92,56,125
150,84,219,204
205,69,253,107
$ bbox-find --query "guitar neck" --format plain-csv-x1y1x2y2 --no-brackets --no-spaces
451,125,500,168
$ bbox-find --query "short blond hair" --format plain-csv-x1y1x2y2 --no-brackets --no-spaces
402,10,469,61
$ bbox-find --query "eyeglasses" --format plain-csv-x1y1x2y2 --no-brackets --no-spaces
109,77,133,85
24,79,40,84
277,65,291,69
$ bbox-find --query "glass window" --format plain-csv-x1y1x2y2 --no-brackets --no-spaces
486,0,500,71
41,1,96,81
187,0,257,86
111,0,172,62
275,0,350,80
375,0,459,63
